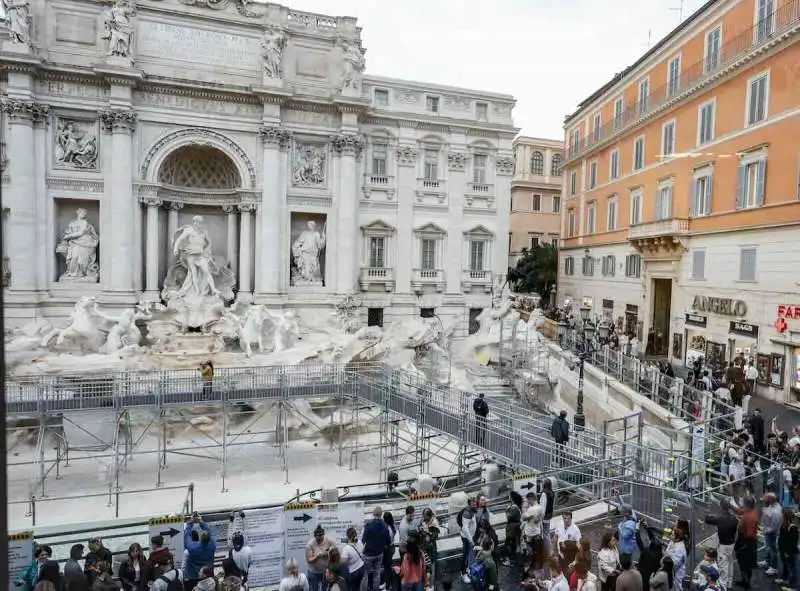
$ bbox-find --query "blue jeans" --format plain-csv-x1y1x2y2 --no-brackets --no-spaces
461,537,473,574
781,552,799,587
765,531,779,570
542,521,551,553
307,571,326,591
401,582,424,591
364,554,383,591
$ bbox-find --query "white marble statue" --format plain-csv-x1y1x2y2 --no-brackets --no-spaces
239,304,268,357
56,208,99,283
162,215,235,302
292,144,326,186
103,0,134,57
55,121,98,169
290,220,326,285
267,309,299,352
2,0,31,45
100,309,140,355
340,39,365,91
261,26,286,79
41,297,106,352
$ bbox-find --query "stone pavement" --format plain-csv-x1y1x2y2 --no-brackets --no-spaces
748,394,800,433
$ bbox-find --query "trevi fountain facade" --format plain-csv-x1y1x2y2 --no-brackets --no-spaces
0,0,519,374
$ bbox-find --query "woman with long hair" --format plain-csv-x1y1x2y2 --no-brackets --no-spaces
664,529,685,591
419,508,440,583
574,560,598,591
596,533,620,591
382,511,397,591
119,543,148,591
340,526,365,591
394,536,426,591
778,508,799,588
504,490,523,567
649,556,674,591
278,558,309,591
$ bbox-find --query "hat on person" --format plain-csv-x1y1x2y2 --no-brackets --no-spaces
700,565,719,581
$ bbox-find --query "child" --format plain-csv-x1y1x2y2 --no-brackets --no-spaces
693,549,718,588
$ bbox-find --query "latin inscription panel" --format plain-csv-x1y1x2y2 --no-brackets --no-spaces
136,21,260,70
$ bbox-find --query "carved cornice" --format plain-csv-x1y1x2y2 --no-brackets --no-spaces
46,177,104,193
396,146,418,167
495,157,514,176
331,132,365,157
448,152,467,171
137,83,260,106
359,116,400,128
1,100,49,123
238,203,257,213
285,101,339,114
416,122,452,134
141,195,164,207
99,109,137,132
259,125,292,148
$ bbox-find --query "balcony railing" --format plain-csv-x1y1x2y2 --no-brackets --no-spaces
361,267,392,279
567,0,800,162
413,268,443,281
468,182,492,193
628,218,689,240
463,269,492,281
418,178,442,190
365,174,393,187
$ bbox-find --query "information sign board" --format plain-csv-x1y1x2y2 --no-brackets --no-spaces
148,516,185,569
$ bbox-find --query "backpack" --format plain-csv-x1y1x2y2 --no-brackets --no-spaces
468,561,486,591
158,573,182,591
287,574,307,591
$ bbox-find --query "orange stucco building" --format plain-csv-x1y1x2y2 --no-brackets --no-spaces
557,0,800,404
509,136,564,266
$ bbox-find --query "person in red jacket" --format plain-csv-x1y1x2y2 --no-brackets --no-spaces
146,536,173,583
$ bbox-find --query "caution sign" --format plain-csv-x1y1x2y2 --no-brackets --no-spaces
148,516,185,569
8,531,34,591
283,502,318,574
407,492,439,517
513,471,538,496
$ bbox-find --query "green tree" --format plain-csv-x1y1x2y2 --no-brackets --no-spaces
507,244,557,296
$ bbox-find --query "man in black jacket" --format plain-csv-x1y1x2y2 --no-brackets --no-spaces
704,499,738,589
551,411,570,465
473,393,489,445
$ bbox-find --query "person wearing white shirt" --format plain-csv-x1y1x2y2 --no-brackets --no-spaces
744,362,758,411
279,558,310,591
553,512,581,559
340,527,365,591
522,493,544,540
547,560,570,591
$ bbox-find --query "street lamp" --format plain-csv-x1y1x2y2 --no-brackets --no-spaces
579,304,591,323
597,321,611,341
556,320,568,346
573,336,594,431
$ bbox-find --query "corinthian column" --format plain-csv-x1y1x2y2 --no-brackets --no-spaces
331,132,364,294
141,194,162,297
100,109,137,293
238,203,256,298
256,125,291,296
167,201,184,251
223,205,239,277
0,100,48,293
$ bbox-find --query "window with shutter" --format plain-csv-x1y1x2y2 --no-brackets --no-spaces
739,248,757,282
369,237,385,268
421,239,436,269
737,157,767,209
691,250,706,280
746,72,769,125
469,241,485,271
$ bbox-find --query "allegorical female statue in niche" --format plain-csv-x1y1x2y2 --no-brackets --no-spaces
56,208,99,282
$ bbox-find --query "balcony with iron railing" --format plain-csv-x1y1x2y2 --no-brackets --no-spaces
628,218,689,240
412,268,445,293
418,177,445,191
359,267,395,292
461,269,493,293
566,0,800,162
364,173,394,188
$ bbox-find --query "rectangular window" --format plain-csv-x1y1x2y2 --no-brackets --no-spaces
630,189,642,225
369,236,385,268
374,89,389,107
569,171,577,196
372,144,388,175
691,250,706,280
613,98,624,130
586,202,596,234
602,255,616,277
532,194,541,212
625,253,642,278
746,72,769,126
423,149,438,180
610,150,619,180
661,120,675,156
552,195,561,213
567,210,576,237
420,308,435,319
705,27,721,73
570,129,580,155
551,237,558,248
592,114,601,142
667,56,681,97
633,137,644,170
739,247,757,282
698,100,715,145
756,0,776,42
638,79,649,114
582,256,594,276
367,308,384,327
691,172,713,217
420,239,436,269
530,235,539,249
475,102,488,120
564,256,574,276
469,241,485,270
607,198,618,231
588,161,597,189
473,154,487,184
655,185,673,220
425,96,439,113
736,157,767,209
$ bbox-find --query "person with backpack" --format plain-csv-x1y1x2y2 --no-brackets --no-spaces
279,558,310,591
340,527,366,591
470,538,498,591
150,556,181,591
228,532,252,588
458,498,478,584
473,394,489,446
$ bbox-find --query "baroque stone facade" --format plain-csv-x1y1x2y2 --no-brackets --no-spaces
0,0,516,326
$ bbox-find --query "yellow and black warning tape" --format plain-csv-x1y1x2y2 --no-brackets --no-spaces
9,531,33,541
513,471,537,480
285,501,317,511
148,516,184,526
408,492,438,501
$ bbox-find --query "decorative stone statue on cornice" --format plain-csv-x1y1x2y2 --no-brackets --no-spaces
396,146,418,167
448,152,467,171
339,38,365,93
495,157,515,175
261,26,287,80
103,0,134,58
259,125,292,148
1,99,49,122
2,0,32,46
331,132,364,157
99,109,137,132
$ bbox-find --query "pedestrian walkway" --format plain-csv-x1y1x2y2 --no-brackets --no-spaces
746,395,800,433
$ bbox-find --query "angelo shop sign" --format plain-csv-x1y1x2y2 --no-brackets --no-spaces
692,296,747,317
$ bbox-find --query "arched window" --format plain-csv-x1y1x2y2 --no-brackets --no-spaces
551,153,563,177
530,151,544,175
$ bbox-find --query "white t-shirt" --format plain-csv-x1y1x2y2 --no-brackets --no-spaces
341,541,365,574
549,574,570,591
279,573,310,591
745,366,758,380
553,523,581,556
523,504,544,538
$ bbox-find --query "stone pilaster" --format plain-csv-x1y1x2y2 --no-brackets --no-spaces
223,204,239,278
238,203,256,298
332,132,364,294
141,193,162,296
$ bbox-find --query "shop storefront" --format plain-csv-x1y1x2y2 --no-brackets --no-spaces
684,313,708,367
625,304,640,339
688,295,752,368
728,320,760,363
602,299,614,323
770,304,796,405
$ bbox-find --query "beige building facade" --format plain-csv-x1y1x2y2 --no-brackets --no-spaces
509,136,564,266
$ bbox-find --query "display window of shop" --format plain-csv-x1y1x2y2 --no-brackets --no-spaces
791,349,800,393
602,299,614,323
624,304,639,338
684,314,707,366
705,341,727,368
728,321,759,364
757,352,784,389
